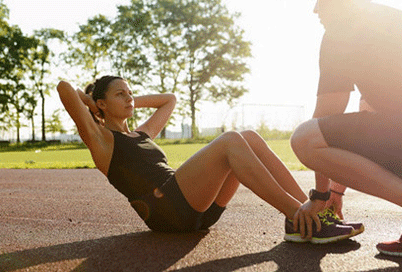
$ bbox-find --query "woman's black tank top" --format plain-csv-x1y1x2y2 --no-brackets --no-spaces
107,130,175,201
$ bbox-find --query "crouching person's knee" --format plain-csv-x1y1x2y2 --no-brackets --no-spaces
291,119,325,165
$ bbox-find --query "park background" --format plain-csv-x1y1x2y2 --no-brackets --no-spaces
1,0,402,142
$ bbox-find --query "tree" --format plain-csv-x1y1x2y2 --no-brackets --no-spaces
46,109,67,138
165,0,251,137
0,6,39,142
24,95,37,141
59,0,250,139
0,1,10,138
112,2,151,83
113,1,163,134
145,1,187,138
115,0,251,138
2,81,32,143
64,15,115,80
115,0,186,138
27,28,65,141
0,107,13,140
0,0,8,20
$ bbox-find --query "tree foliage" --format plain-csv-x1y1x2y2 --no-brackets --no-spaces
46,109,67,137
168,0,251,137
0,4,39,142
0,0,251,141
67,15,115,80
28,28,65,141
115,0,251,137
112,2,152,84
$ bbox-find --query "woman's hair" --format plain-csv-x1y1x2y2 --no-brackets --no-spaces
84,75,124,123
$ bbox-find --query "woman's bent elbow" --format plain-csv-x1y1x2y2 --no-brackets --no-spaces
57,81,70,93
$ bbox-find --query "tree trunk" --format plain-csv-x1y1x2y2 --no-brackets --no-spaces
31,116,35,141
160,127,166,139
191,113,197,138
40,92,46,141
190,90,197,139
16,112,20,143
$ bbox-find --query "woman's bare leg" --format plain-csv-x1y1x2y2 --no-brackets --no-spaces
240,130,307,203
211,130,308,208
291,119,402,207
175,131,302,219
213,171,239,207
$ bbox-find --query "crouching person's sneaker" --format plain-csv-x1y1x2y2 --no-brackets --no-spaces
376,235,402,257
284,214,355,244
320,208,365,235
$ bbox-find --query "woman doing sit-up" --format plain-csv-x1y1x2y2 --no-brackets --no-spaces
57,75,360,243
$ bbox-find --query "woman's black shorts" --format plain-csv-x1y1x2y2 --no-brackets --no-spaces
130,175,226,232
318,111,402,178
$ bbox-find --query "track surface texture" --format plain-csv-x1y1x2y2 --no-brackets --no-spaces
1,169,401,271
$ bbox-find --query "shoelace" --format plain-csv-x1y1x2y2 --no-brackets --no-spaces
317,212,335,226
320,209,342,222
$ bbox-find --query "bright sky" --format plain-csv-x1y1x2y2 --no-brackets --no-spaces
3,0,402,136
4,0,321,113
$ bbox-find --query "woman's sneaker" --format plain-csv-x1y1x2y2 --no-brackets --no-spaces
376,235,402,257
320,208,365,235
284,214,355,244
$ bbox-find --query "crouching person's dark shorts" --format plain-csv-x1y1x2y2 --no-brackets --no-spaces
130,175,226,232
318,111,402,178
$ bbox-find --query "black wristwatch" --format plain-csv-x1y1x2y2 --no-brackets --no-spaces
309,189,331,201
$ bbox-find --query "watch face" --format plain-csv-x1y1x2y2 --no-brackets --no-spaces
309,189,330,201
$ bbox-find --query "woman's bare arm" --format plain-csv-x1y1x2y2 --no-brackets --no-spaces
57,81,102,147
135,93,176,139
57,81,113,175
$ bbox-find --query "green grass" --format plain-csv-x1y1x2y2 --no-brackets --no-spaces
268,140,308,171
0,140,307,171
0,149,95,169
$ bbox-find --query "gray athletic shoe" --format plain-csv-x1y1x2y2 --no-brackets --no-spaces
284,214,355,244
321,208,365,236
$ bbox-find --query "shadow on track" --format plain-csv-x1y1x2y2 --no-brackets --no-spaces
368,254,402,272
0,231,206,271
174,239,361,272
1,233,361,272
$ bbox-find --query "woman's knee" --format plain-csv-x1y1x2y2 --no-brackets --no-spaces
218,131,251,152
240,129,260,140
220,131,244,143
239,130,266,146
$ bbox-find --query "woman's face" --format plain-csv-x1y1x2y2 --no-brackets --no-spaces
98,79,134,119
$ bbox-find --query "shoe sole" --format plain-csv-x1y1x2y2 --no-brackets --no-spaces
283,234,309,243
284,231,355,244
377,248,402,257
